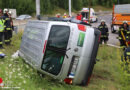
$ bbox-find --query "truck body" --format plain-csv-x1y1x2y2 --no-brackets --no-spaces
19,20,100,85
111,4,130,33
81,8,98,22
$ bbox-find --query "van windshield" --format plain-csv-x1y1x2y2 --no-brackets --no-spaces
41,25,70,75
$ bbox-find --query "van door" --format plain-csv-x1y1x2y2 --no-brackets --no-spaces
41,25,70,75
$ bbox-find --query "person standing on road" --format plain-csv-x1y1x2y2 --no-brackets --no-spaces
3,9,12,45
118,21,129,48
0,9,5,49
98,20,109,44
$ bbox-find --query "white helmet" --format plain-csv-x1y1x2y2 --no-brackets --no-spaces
123,21,128,24
64,13,67,15
4,9,9,13
101,19,105,22
57,13,61,15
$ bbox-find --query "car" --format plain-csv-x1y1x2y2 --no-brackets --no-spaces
16,15,32,20
19,20,100,86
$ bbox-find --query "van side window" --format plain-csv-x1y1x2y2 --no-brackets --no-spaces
41,25,70,75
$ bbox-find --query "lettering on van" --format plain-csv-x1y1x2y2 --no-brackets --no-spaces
77,32,85,47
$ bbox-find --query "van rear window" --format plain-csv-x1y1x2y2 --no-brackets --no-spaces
41,25,70,75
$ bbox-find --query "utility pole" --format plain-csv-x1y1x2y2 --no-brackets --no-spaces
88,0,91,24
118,0,119,4
36,0,41,20
69,0,71,17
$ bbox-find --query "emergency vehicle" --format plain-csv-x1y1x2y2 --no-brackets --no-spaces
81,8,98,22
111,4,130,33
19,20,100,85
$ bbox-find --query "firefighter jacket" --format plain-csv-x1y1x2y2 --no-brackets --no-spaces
98,24,109,38
0,16,5,32
4,14,12,31
118,26,129,41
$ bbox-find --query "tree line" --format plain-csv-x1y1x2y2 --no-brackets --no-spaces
0,0,130,15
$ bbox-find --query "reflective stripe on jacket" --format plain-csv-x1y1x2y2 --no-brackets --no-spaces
0,19,5,32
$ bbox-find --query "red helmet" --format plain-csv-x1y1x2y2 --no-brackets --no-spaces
0,9,3,13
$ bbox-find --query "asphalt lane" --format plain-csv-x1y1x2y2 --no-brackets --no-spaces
92,14,119,46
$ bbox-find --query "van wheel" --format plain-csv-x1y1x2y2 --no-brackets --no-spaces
111,26,116,33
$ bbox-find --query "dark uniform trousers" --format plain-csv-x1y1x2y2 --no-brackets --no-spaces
4,16,13,45
0,32,4,47
4,27,12,45
122,47,130,63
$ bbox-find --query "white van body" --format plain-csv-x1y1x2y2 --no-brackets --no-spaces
81,8,98,22
19,20,100,85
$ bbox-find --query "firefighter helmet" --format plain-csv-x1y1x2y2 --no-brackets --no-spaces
3,9,9,13
123,21,128,24
101,19,105,23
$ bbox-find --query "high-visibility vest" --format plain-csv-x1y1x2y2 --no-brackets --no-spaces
0,19,5,32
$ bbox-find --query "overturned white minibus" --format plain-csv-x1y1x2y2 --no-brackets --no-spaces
19,20,100,85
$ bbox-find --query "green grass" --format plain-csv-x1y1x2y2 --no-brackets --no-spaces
0,33,129,90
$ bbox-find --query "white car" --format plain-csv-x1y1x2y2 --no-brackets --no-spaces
16,15,32,20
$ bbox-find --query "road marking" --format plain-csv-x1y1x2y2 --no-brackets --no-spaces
107,44,120,48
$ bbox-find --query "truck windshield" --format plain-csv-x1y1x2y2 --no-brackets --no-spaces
41,25,70,75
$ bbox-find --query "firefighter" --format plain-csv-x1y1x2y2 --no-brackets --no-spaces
126,22,130,46
98,20,109,44
118,21,129,48
121,46,130,65
63,13,67,18
3,9,12,45
76,13,82,21
0,9,5,49
56,13,61,18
